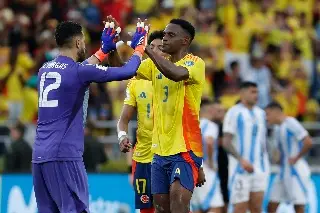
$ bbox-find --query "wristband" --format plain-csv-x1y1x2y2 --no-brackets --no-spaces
118,131,127,140
200,159,204,168
116,40,124,49
134,45,145,55
94,48,109,62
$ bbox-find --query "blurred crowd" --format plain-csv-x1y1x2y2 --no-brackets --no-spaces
1,0,320,171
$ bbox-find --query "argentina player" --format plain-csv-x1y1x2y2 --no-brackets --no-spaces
265,102,313,213
222,82,270,213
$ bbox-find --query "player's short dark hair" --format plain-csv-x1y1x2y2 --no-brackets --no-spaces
213,99,221,105
169,18,195,41
55,21,83,48
148,30,164,45
265,101,283,111
240,81,257,89
200,98,213,108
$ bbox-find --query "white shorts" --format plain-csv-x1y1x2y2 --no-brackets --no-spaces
191,166,224,211
269,174,310,205
229,172,268,204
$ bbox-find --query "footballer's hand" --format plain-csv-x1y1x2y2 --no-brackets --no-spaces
288,156,299,165
128,18,149,55
104,16,124,49
119,136,132,153
240,158,254,173
100,15,121,54
196,167,206,187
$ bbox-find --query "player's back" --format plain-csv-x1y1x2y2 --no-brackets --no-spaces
33,56,89,163
224,103,268,174
275,117,310,177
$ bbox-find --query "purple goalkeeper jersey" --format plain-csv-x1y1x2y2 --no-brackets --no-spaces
32,55,140,163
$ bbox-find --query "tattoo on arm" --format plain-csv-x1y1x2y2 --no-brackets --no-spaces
223,133,242,161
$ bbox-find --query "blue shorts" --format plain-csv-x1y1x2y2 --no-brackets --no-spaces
151,151,202,194
32,161,89,213
132,160,153,209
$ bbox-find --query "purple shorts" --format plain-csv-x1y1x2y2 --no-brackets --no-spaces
32,161,89,213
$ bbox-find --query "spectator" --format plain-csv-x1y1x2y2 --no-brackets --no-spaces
211,24,227,98
243,54,272,108
4,122,32,173
83,122,108,173
275,81,300,118
220,61,241,110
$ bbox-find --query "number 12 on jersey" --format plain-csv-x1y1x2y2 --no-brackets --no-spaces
39,72,62,108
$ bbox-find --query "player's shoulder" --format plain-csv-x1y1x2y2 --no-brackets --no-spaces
201,119,216,130
284,116,301,127
183,54,205,66
227,104,243,114
253,106,266,116
127,77,137,88
141,58,154,66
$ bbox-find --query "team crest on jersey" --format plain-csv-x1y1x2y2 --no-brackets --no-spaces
184,61,194,67
140,195,150,203
139,92,147,98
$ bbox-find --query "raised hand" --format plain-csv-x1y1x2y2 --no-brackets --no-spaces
128,18,150,55
100,15,121,54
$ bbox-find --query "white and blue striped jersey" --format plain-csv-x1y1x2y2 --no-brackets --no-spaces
200,118,219,170
223,103,269,175
274,117,310,179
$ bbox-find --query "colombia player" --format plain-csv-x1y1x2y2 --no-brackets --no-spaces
135,19,205,213
117,30,166,213
32,19,149,213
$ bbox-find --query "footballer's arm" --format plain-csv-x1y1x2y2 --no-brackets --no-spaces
291,135,312,164
145,46,188,82
117,104,136,133
117,104,136,153
222,133,242,161
223,133,254,173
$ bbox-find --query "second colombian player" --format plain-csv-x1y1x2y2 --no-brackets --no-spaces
118,30,166,213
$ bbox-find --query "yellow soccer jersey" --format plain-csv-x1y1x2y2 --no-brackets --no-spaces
124,78,153,163
136,55,205,157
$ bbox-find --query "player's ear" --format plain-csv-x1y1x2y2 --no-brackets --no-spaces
181,36,190,45
75,38,81,49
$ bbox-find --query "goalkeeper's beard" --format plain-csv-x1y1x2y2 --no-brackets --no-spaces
77,47,86,62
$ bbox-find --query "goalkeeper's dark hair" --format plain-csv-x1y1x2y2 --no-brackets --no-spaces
148,30,164,45
170,18,195,42
265,101,283,111
55,21,83,48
